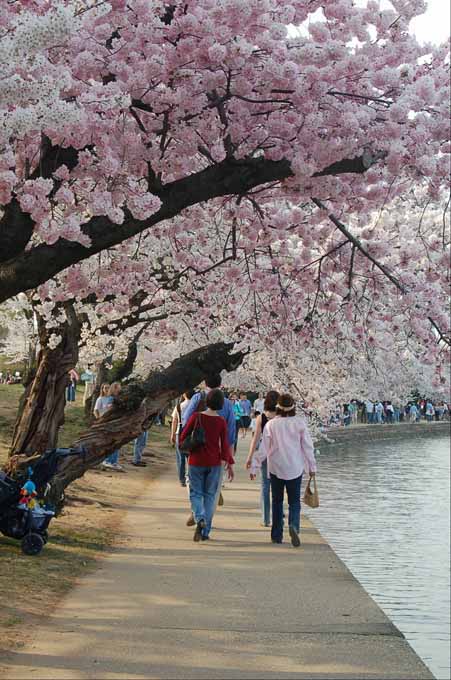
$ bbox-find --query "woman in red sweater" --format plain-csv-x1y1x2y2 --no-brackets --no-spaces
180,389,234,541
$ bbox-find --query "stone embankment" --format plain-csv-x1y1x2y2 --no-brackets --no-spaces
318,421,450,448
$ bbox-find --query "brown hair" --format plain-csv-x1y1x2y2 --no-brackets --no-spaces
264,390,279,412
276,393,296,417
100,383,110,396
206,388,224,411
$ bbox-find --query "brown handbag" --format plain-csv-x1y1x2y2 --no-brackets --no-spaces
303,476,319,508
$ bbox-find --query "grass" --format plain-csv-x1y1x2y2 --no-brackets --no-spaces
0,381,172,657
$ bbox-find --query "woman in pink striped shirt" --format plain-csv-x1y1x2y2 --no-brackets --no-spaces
250,393,317,547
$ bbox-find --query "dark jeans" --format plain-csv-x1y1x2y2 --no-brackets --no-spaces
270,473,302,542
175,444,189,484
260,459,271,525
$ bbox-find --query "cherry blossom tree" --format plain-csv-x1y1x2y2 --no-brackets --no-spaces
1,0,450,499
1,0,449,303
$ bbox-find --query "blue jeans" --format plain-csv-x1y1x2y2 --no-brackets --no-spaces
189,465,222,537
367,412,374,423
270,473,302,543
66,384,76,402
260,459,271,525
175,444,189,484
104,450,119,465
133,430,148,463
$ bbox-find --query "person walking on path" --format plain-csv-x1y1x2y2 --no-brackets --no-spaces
94,382,125,471
239,393,252,438
182,376,235,523
250,393,317,547
171,390,194,485
180,389,234,542
409,402,419,423
245,390,279,527
253,393,265,415
230,394,245,451
425,400,434,422
365,399,375,424
375,400,384,424
66,368,79,403
81,366,95,406
132,430,149,467
348,400,358,425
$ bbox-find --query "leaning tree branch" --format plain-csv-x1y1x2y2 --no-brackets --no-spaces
0,153,379,303
5,342,246,500
312,197,405,291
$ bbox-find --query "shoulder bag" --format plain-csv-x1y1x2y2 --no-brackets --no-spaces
179,414,206,453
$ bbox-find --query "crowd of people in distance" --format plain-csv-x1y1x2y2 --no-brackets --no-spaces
328,398,449,428
54,366,450,545
0,370,22,384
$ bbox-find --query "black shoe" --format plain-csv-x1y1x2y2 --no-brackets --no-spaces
271,538,282,544
201,534,210,541
289,526,301,548
131,461,147,467
194,519,206,542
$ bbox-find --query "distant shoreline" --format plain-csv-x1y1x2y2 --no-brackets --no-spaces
317,421,450,448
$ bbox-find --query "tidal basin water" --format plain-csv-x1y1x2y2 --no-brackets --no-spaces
310,435,450,680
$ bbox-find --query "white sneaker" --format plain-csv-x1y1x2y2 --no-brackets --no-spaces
101,462,115,470
111,463,126,472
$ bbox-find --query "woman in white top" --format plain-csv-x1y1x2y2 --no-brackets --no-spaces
250,393,317,547
93,383,110,419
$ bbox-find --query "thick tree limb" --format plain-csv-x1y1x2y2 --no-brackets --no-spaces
0,199,35,263
6,341,245,502
0,154,376,303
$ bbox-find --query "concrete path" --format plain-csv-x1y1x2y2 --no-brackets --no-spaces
2,440,433,679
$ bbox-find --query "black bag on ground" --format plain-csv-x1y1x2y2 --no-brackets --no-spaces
179,414,206,453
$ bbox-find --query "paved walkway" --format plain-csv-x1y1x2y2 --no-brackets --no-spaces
2,440,432,679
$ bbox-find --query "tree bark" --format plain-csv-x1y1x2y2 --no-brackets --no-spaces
10,304,81,457
5,342,245,506
0,153,375,303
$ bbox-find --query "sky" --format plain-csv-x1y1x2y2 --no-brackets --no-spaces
289,0,450,45
408,0,450,44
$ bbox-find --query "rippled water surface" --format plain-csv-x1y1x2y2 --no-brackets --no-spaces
311,435,450,680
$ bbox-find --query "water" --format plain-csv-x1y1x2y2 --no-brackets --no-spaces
311,435,450,680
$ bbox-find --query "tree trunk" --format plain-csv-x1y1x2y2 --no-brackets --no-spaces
5,342,245,506
10,303,81,457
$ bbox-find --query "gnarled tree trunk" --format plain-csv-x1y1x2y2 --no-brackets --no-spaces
10,303,81,456
5,342,245,507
